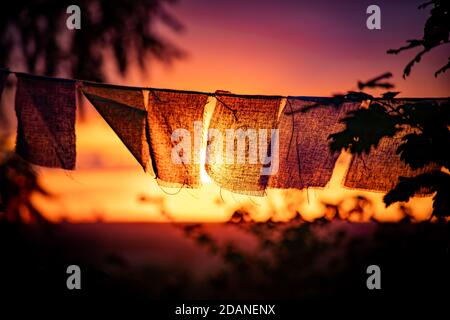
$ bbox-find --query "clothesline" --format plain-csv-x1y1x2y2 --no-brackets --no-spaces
2,68,283,99
0,67,447,196
2,68,447,101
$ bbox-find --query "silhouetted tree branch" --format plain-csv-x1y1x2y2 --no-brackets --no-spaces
326,80,449,218
384,171,450,219
387,0,450,77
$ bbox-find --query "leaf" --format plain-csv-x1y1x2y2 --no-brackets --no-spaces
357,72,394,90
328,103,399,154
381,91,400,99
345,91,374,101
397,133,435,169
384,171,450,217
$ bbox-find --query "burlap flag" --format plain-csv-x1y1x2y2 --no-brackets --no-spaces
269,97,359,189
344,99,442,192
81,82,150,171
15,74,76,169
206,94,282,195
147,89,209,188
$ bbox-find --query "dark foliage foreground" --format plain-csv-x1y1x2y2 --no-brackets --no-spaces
0,218,448,306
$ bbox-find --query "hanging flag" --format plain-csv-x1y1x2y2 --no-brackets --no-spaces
81,82,151,171
344,99,442,192
147,89,209,188
0,69,9,99
206,94,281,195
15,73,76,169
269,97,360,189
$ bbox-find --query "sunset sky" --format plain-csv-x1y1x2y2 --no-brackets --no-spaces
146,0,449,97
3,0,449,222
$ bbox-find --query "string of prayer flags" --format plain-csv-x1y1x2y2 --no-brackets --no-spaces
81,82,151,172
0,69,9,99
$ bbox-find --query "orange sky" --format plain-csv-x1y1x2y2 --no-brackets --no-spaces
3,0,449,222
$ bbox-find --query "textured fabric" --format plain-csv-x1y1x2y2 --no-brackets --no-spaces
147,89,209,188
0,69,8,99
82,83,150,171
345,99,442,192
269,97,360,189
15,74,76,169
206,94,281,195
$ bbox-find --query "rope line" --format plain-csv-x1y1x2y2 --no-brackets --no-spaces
4,69,447,101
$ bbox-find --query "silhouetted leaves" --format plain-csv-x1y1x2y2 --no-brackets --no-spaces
434,56,450,77
384,171,450,218
326,71,449,217
396,101,450,170
0,137,50,224
329,103,399,154
387,0,450,77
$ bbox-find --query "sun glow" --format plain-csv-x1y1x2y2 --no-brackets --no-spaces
199,96,216,184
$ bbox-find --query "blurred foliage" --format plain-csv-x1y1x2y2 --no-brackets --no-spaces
0,0,184,81
3,192,448,303
0,136,50,224
330,101,400,155
387,0,450,77
171,210,449,300
0,1,184,226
